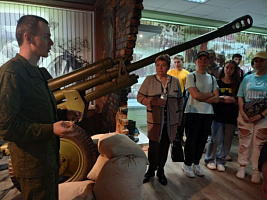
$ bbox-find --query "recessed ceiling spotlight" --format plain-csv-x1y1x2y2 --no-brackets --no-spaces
184,0,209,3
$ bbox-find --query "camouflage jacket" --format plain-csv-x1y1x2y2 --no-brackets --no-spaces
0,54,67,178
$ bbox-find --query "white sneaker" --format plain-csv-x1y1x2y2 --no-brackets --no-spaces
193,164,204,176
217,164,225,172
236,166,246,179
206,162,216,170
251,170,261,184
182,164,195,178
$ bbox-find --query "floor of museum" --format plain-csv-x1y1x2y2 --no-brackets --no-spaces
141,134,264,200
0,134,265,200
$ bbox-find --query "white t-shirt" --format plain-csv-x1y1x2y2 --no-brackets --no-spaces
184,71,218,114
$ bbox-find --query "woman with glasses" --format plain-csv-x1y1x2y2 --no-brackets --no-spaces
205,60,240,172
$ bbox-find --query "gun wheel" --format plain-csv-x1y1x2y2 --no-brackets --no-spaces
8,124,99,191
8,157,21,191
58,124,99,182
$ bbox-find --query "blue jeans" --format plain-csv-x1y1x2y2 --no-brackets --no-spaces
205,120,236,165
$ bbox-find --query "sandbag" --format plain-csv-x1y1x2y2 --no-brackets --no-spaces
93,156,147,200
98,133,148,162
87,155,109,181
59,180,95,200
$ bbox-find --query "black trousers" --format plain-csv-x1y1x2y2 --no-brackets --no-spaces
177,112,185,141
148,124,170,171
184,113,213,166
177,95,187,141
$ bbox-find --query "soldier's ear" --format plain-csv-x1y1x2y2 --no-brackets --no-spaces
24,33,35,44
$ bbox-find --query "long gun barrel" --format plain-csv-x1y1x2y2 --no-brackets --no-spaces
48,57,121,91
51,15,253,104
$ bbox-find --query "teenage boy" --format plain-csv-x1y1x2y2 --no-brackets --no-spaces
168,55,189,144
207,50,222,79
182,51,219,178
232,53,244,81
216,54,225,67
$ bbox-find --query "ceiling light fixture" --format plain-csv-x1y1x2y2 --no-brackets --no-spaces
183,0,209,3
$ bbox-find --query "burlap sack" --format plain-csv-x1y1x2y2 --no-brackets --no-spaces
87,155,109,181
92,156,147,200
97,133,148,162
59,180,95,200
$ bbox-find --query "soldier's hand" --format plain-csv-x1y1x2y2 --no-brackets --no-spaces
67,110,83,122
53,121,78,137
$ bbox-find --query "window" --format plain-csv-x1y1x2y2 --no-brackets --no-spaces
0,1,95,108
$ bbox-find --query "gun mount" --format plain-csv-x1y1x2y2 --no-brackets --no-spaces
48,15,253,112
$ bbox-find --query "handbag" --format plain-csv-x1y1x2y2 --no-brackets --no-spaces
171,138,184,162
243,98,267,118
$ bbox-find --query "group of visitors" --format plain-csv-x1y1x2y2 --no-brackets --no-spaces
1,14,265,200
138,50,267,197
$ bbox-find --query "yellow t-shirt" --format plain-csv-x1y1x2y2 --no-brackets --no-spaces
167,68,189,92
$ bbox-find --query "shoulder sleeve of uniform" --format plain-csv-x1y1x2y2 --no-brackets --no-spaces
0,69,54,142
1,59,22,74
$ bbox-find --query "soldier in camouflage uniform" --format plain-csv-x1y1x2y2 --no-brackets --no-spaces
0,15,82,200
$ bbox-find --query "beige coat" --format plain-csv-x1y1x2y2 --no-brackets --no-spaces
137,75,183,142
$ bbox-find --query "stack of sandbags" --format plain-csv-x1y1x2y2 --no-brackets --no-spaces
88,133,148,200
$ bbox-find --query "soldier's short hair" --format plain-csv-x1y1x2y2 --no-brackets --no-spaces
16,15,48,46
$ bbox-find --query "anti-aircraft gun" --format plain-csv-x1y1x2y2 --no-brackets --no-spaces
2,15,253,187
